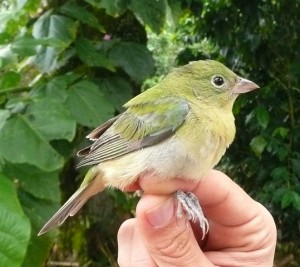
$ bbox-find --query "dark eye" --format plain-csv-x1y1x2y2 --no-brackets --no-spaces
212,76,225,87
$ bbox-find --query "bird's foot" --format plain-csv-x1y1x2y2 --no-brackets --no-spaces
176,190,209,240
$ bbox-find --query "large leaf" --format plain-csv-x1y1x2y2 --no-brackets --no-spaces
85,0,128,16
97,77,133,112
0,115,64,171
27,98,76,141
20,191,59,267
0,71,21,89
129,0,166,33
0,10,22,35
250,135,267,157
0,173,31,267
67,80,115,127
60,1,105,32
11,36,67,57
75,38,115,71
3,163,60,201
32,11,77,47
109,42,154,83
32,11,77,73
45,73,82,103
255,106,269,129
0,109,10,131
1,163,61,267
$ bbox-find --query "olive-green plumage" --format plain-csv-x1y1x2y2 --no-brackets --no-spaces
39,60,258,235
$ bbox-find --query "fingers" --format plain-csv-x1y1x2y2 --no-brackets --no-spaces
139,170,276,255
139,170,264,228
119,170,277,267
135,195,214,267
118,195,214,267
117,218,156,267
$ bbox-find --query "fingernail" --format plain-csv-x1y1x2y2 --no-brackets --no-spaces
145,197,174,228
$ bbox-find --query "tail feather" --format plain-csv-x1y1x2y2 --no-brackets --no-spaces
38,171,105,236
38,187,88,236
69,199,88,217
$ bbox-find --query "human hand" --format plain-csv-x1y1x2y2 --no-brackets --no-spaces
118,170,277,267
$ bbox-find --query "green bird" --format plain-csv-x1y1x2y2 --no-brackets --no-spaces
38,60,258,236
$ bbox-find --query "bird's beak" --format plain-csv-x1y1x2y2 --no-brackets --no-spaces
233,77,259,94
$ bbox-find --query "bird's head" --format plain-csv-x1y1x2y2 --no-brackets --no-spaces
170,60,259,110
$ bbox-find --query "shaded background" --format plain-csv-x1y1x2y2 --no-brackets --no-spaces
0,0,299,266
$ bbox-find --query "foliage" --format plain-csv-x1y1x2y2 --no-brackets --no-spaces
0,0,160,266
0,0,299,266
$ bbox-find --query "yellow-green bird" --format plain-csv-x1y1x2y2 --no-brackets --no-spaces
38,60,258,236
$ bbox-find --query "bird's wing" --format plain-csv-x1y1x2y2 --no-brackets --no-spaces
77,97,190,167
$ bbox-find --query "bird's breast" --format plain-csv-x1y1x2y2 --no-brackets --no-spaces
100,108,236,188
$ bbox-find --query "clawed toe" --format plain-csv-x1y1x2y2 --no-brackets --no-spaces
176,190,209,239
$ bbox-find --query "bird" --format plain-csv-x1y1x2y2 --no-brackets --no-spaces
38,60,259,236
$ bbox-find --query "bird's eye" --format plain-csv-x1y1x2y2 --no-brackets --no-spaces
211,76,225,88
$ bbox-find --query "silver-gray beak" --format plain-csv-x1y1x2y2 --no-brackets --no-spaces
233,77,259,94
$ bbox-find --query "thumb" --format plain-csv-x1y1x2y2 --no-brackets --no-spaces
136,194,213,267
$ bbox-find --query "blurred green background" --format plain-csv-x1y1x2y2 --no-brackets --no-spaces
0,0,299,266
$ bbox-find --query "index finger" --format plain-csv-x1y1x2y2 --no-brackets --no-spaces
138,170,259,229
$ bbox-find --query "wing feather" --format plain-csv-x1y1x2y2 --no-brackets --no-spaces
77,97,190,168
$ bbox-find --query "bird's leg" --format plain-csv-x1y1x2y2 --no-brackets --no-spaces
176,190,209,239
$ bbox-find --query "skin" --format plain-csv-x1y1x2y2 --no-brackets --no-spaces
118,170,277,267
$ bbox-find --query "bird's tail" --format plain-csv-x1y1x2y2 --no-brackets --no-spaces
38,167,105,235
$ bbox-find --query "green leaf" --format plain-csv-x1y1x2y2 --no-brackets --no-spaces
0,11,21,35
281,190,293,209
11,37,37,56
0,32,11,45
75,38,115,71
109,42,154,83
270,167,290,181
255,106,269,129
45,73,82,103
272,127,289,139
32,11,77,45
0,109,10,131
0,71,21,89
60,1,105,32
291,157,300,176
85,0,128,16
67,80,115,127
11,36,67,57
27,98,76,141
130,0,166,33
17,0,28,9
3,163,60,202
97,77,133,112
166,0,182,24
32,11,78,73
292,191,300,211
250,135,267,156
1,164,61,267
0,173,31,267
0,115,64,171
20,191,59,267
21,0,41,12
0,44,18,68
